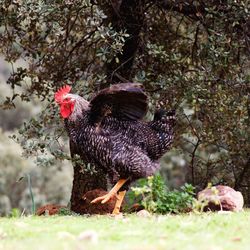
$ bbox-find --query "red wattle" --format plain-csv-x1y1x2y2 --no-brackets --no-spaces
60,101,75,118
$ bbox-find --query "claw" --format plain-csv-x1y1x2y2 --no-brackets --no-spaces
90,179,128,208
91,192,117,204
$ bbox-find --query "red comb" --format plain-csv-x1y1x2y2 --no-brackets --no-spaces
55,85,72,103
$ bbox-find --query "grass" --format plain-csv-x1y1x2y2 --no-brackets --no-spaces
0,211,250,250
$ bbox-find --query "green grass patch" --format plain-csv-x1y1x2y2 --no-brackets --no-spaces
0,211,250,250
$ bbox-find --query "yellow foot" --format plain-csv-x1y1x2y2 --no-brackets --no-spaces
91,179,128,205
112,207,121,215
112,190,126,215
91,191,117,204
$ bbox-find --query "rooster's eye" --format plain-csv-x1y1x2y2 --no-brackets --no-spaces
64,98,70,101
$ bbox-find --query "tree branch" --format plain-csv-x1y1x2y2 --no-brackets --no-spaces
103,0,147,86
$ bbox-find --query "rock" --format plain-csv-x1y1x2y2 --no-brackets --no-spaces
36,204,66,216
136,209,151,217
198,185,244,212
78,230,98,243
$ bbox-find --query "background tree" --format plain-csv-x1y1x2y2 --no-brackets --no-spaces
0,0,249,211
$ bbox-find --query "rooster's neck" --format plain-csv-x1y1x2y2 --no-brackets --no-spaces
68,96,89,122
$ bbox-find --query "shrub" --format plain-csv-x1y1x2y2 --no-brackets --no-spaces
131,174,195,214
0,129,73,215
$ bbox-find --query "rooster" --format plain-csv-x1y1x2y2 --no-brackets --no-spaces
55,83,175,214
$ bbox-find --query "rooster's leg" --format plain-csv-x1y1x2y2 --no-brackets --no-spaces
112,190,126,215
91,179,128,204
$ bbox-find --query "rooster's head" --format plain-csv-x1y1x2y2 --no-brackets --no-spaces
55,85,76,118
55,85,89,119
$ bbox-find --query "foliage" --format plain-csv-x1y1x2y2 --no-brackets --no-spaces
131,175,195,214
1,212,250,250
9,208,22,218
0,0,129,169
0,129,72,216
138,2,250,199
0,82,34,131
57,207,78,216
25,174,36,214
0,0,249,205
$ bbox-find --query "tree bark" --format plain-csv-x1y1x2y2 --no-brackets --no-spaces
70,0,147,213
104,0,147,86
69,140,108,213
70,165,108,213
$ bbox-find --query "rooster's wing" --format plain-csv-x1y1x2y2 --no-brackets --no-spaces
89,83,148,124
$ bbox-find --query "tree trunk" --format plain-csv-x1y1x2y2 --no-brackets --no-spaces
70,0,146,213
70,164,108,213
69,140,108,213
102,0,146,86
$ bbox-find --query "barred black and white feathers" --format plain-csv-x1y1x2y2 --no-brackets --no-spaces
56,83,175,189
89,83,148,123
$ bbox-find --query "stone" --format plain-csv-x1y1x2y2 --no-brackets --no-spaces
136,209,151,217
78,230,98,243
198,185,244,212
